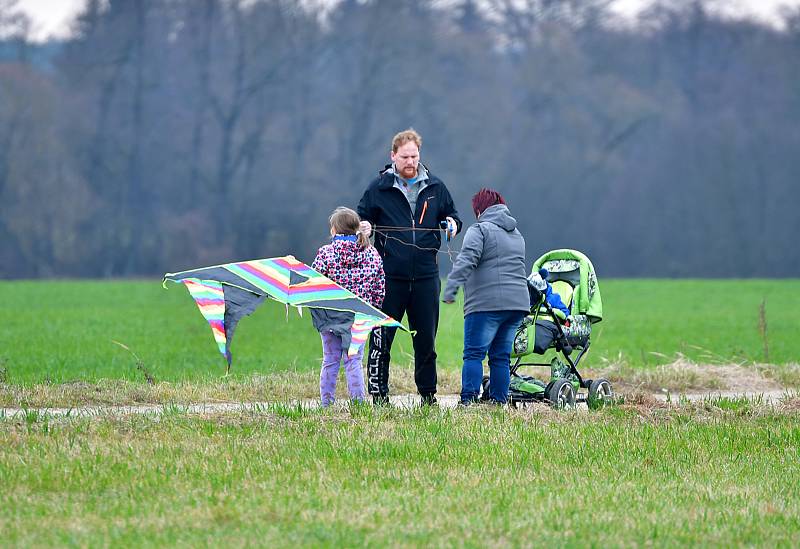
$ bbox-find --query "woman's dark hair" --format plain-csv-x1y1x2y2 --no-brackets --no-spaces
472,188,506,218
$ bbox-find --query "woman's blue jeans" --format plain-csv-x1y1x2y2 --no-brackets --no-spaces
460,310,527,403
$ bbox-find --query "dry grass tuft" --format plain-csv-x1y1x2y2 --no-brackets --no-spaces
596,357,784,394
778,392,800,411
619,390,670,409
752,363,800,389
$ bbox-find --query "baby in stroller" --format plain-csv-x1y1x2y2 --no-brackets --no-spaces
526,268,570,352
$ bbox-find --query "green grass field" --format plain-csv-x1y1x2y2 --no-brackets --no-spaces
1,279,798,385
3,402,800,546
3,279,800,546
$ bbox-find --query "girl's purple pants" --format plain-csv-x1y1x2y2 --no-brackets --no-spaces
319,331,366,406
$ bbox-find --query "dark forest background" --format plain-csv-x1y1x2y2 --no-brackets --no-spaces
1,0,799,278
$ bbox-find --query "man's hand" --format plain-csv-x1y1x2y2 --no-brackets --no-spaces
442,298,455,304
359,220,372,238
444,216,457,240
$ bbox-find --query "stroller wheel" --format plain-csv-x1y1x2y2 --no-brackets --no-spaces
548,378,576,409
480,375,491,401
587,378,614,410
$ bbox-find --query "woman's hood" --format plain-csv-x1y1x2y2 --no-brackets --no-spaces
478,204,517,231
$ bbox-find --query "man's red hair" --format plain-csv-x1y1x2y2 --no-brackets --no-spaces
472,188,506,218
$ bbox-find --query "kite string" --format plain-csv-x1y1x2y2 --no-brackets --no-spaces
375,225,447,232
372,228,459,263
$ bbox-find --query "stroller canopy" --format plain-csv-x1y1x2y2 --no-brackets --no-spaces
532,249,603,323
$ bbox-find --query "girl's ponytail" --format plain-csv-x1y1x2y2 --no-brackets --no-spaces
356,230,371,249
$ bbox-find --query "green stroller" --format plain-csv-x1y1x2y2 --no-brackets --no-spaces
480,249,613,409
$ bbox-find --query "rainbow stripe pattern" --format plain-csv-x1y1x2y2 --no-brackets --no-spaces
349,313,398,357
223,256,355,306
182,278,227,359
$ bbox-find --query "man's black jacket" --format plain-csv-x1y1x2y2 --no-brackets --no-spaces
357,165,462,280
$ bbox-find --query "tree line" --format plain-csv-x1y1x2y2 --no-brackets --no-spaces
1,0,798,278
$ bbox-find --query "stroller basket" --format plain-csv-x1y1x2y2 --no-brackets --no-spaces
562,314,591,347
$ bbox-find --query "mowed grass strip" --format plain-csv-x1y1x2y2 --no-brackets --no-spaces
2,404,799,546
1,279,798,385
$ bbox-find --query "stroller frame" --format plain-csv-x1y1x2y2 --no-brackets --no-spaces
507,298,593,407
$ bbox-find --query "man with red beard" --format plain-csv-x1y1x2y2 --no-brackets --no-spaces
357,129,462,405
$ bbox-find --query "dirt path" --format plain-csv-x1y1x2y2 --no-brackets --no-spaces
0,388,793,419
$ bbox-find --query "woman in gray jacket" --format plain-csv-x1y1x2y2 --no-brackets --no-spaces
442,188,530,405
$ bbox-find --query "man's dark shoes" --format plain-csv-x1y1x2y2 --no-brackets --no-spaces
420,393,438,406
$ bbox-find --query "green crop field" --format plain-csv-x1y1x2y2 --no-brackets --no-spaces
1,279,798,385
